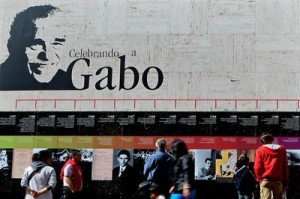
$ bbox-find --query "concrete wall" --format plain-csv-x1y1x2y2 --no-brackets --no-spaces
0,0,300,111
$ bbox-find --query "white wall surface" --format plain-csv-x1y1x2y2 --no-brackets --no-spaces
0,0,300,111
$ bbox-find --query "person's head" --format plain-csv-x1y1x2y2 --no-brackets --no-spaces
155,138,166,151
204,158,213,169
260,133,274,145
70,149,81,163
240,149,247,155
239,156,249,165
32,153,39,162
236,156,250,168
117,150,130,167
8,5,66,83
1,150,6,156
171,139,188,159
37,150,52,165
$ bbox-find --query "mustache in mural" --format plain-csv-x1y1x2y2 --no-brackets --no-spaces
29,63,47,75
0,4,164,91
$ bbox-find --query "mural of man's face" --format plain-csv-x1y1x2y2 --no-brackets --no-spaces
25,15,65,83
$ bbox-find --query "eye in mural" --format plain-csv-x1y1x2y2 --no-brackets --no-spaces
0,5,76,90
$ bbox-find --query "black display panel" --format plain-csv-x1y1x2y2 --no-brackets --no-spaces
1,112,299,136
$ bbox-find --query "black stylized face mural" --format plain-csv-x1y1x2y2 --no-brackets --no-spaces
26,17,66,83
0,5,164,91
0,5,75,90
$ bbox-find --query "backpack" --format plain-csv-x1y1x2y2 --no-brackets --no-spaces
234,165,257,193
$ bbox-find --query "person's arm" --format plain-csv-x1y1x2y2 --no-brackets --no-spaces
64,164,74,192
197,167,201,179
143,156,153,179
33,187,49,198
64,176,74,192
182,156,194,199
182,182,191,199
197,168,206,180
20,167,37,197
48,168,57,190
20,168,30,189
44,168,57,191
254,148,263,182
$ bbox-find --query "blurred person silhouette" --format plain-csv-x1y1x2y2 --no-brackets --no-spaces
169,140,196,199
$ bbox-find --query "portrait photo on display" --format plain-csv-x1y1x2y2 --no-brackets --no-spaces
194,149,216,181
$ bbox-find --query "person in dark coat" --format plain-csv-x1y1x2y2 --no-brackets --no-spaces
112,149,137,199
234,156,257,199
170,140,196,199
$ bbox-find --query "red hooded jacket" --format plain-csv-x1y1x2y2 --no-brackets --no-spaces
254,144,288,187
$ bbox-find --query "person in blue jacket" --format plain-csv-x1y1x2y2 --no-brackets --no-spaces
144,138,175,198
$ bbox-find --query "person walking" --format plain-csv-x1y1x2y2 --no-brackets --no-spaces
60,149,83,199
169,140,196,199
21,150,57,199
254,133,289,199
144,138,175,199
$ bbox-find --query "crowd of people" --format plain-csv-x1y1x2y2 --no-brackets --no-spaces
18,134,289,199
232,133,289,199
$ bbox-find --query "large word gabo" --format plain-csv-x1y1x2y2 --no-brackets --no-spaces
68,55,164,90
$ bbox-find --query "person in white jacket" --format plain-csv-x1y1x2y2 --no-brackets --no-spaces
21,150,57,199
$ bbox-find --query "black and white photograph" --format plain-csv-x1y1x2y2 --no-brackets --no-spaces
111,149,139,199
194,149,216,181
287,150,300,166
0,149,13,198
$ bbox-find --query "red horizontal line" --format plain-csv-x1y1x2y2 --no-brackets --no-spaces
15,98,300,109
16,98,300,101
